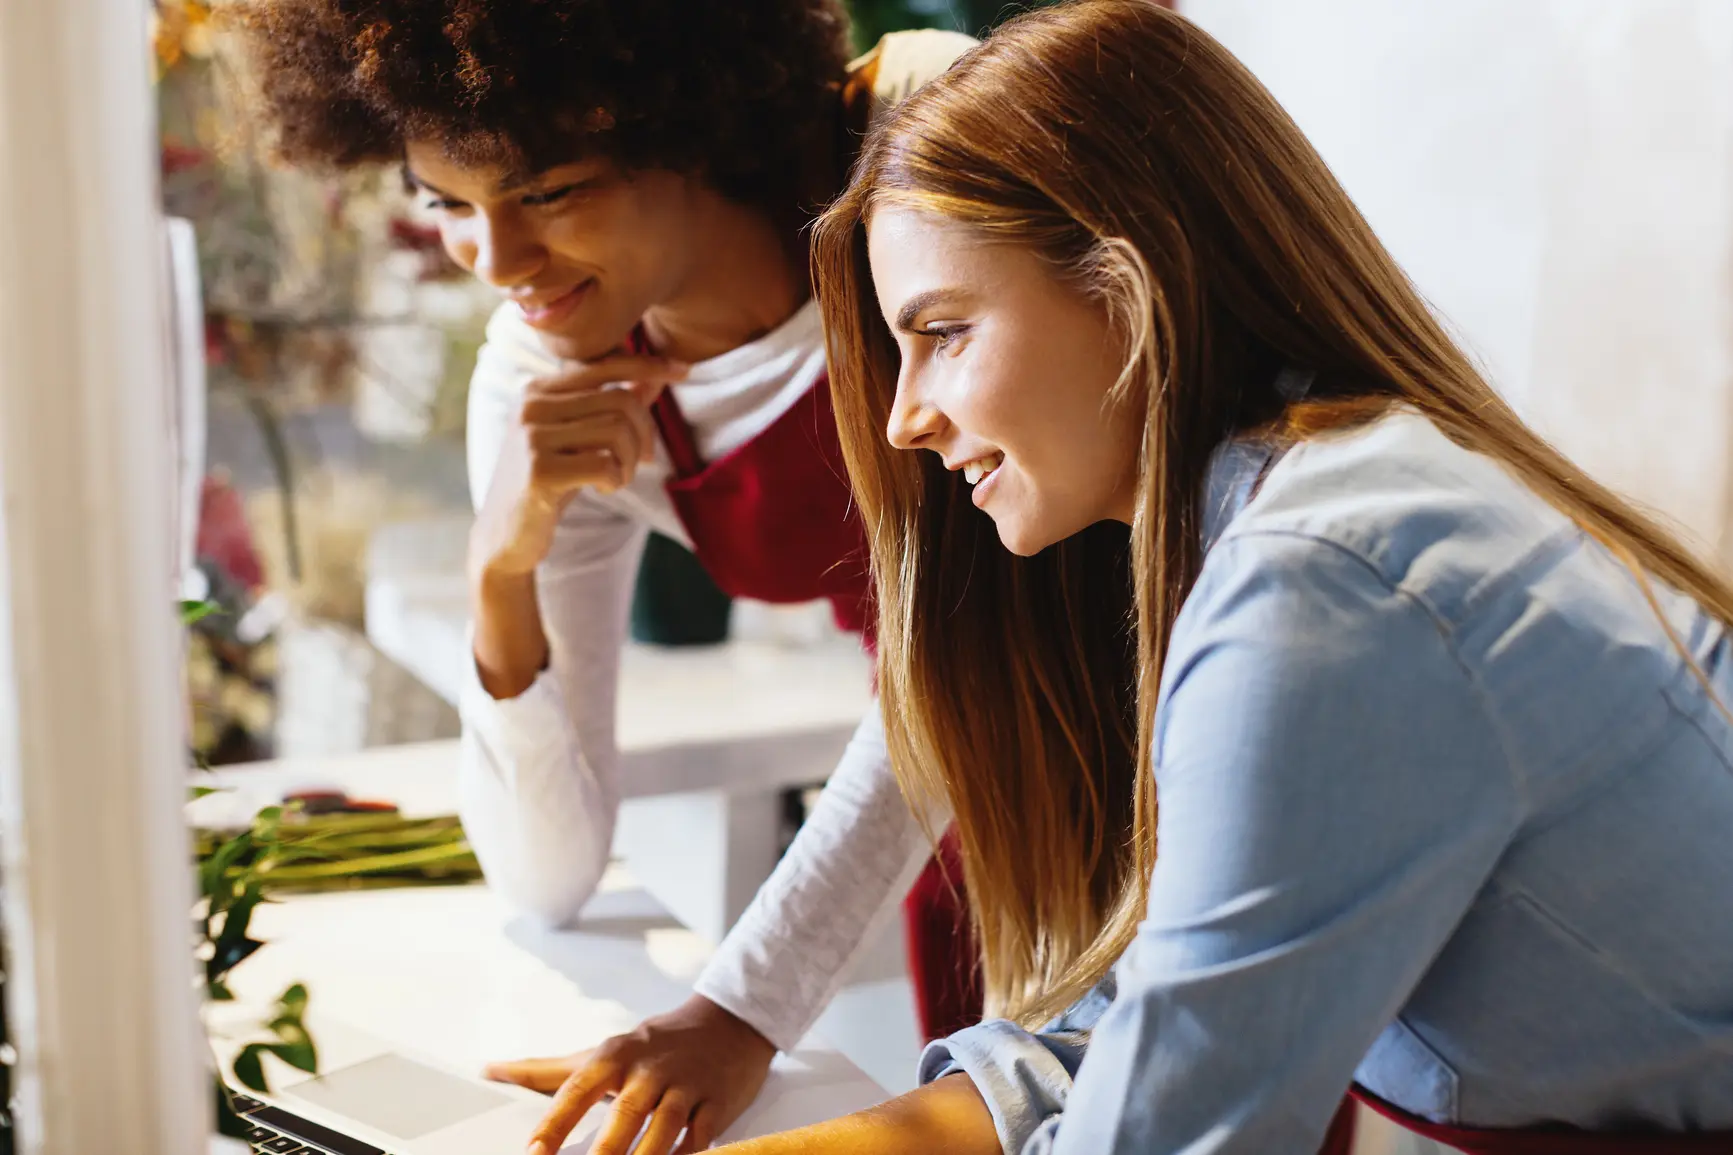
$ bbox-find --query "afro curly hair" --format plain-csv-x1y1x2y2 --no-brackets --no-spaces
229,0,857,213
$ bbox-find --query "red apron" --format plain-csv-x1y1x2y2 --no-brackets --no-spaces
647,369,871,634
1317,1087,1733,1154
637,332,981,1042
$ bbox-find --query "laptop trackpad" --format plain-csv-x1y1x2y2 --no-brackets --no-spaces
288,1053,513,1140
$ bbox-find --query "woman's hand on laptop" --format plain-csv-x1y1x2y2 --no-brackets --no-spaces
488,992,777,1155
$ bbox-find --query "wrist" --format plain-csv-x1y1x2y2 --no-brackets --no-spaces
693,994,777,1061
472,555,539,595
469,564,549,700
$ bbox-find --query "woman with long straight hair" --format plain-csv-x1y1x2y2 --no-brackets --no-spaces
701,1,1733,1152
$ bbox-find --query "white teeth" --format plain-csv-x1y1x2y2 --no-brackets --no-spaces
962,454,1003,486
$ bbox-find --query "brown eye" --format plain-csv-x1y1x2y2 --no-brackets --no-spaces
522,183,582,206
925,324,969,352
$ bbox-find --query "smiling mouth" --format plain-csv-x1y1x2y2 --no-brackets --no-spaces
961,453,1003,487
516,280,593,328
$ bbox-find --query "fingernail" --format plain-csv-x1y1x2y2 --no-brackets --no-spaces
668,361,691,375
526,1142,549,1155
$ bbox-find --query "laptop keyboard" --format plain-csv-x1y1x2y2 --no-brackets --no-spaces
228,1092,396,1155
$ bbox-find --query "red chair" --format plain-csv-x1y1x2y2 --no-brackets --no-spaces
901,829,983,1041
1321,1088,1733,1155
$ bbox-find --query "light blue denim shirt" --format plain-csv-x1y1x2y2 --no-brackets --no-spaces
919,410,1733,1153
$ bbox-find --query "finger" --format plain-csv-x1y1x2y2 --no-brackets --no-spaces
626,375,675,412
631,1092,696,1155
528,409,653,472
624,386,661,464
521,394,658,468
520,388,644,425
526,1061,624,1155
529,446,623,495
527,412,631,455
588,1075,664,1155
528,356,689,398
675,1102,722,1154
482,1053,588,1093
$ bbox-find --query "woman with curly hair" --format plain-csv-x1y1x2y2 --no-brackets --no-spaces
231,4,974,1153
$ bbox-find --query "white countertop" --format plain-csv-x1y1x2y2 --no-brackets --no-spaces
224,870,889,1149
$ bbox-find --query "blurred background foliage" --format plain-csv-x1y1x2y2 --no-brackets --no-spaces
847,0,1056,48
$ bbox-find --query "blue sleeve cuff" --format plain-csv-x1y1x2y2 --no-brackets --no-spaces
919,1020,1075,1153
915,978,1115,1153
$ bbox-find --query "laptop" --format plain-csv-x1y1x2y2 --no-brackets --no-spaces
222,1020,603,1155
221,1014,886,1154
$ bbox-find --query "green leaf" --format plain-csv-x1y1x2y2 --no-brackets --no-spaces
200,831,255,904
251,806,285,845
179,599,222,626
207,978,235,1002
278,982,309,1017
266,1035,317,1074
207,882,267,987
217,882,264,944
207,934,264,981
231,1045,268,1094
188,785,222,801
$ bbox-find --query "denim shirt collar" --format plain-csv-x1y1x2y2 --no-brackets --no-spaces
1199,367,1315,552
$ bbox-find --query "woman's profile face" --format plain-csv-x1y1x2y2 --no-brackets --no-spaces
405,139,702,362
867,207,1141,556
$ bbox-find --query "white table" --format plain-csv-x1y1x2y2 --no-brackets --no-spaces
362,515,876,944
223,870,891,1152
202,742,925,1096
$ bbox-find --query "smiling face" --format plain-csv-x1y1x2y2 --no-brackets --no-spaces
404,140,704,361
866,207,1142,556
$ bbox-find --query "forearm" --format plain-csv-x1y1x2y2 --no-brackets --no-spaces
470,562,550,700
695,709,937,1050
714,1075,1000,1155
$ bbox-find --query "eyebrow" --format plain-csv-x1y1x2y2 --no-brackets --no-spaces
401,167,454,200
893,289,963,333
401,166,581,201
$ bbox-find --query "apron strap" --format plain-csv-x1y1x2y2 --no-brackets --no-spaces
626,323,706,480
651,391,705,480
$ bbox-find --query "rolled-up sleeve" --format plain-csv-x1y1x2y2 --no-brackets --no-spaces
917,980,1115,1153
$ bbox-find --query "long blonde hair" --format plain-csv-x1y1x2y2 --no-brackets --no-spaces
812,0,1733,1029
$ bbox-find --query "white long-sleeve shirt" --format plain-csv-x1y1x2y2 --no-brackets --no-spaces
457,30,975,1049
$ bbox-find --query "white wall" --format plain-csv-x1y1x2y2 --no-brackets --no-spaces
1185,0,1733,553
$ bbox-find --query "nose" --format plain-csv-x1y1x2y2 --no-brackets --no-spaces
462,212,545,289
886,366,947,451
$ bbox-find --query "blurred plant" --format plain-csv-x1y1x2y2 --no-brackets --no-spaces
846,0,1056,46
195,794,318,1138
195,801,481,1140
194,812,482,895
178,591,306,1139
150,0,216,83
185,544,279,766
153,0,480,606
